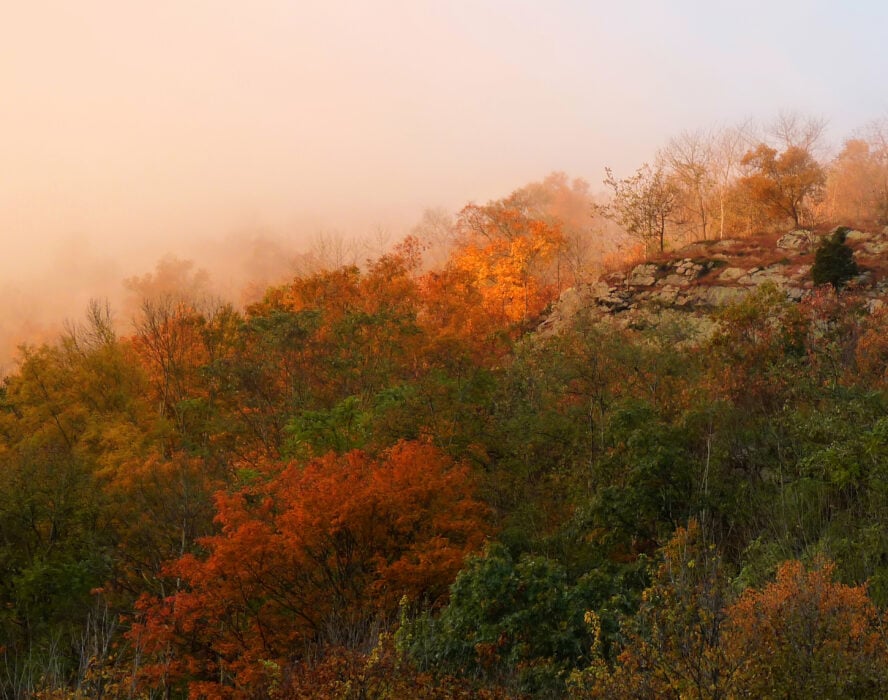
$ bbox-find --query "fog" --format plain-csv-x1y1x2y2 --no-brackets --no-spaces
2,1,888,369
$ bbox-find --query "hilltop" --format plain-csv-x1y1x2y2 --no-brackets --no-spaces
541,227,888,339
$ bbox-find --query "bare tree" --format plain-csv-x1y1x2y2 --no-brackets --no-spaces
308,228,359,271
662,129,715,241
709,120,756,239
410,207,456,271
362,224,392,262
62,298,117,355
768,110,828,157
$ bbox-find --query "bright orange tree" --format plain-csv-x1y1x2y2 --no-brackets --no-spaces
131,440,491,698
450,199,564,327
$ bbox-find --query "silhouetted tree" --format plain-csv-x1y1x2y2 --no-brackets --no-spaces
812,227,859,291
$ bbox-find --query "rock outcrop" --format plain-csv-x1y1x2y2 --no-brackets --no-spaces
540,228,888,339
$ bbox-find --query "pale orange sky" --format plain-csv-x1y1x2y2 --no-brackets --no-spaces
1,1,887,349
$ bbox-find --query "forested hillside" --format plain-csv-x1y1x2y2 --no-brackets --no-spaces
2,119,888,699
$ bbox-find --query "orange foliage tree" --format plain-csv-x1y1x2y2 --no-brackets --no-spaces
739,143,825,228
450,199,564,327
724,559,888,698
131,440,491,698
825,138,888,226
415,265,514,368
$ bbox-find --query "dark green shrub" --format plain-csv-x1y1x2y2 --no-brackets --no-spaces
812,227,859,291
399,544,601,696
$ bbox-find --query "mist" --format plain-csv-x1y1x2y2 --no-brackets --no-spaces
0,219,428,373
0,231,285,373
3,2,888,369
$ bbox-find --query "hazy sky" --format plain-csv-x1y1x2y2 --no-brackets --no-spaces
2,1,887,295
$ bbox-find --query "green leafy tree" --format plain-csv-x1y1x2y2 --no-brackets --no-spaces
402,543,601,696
